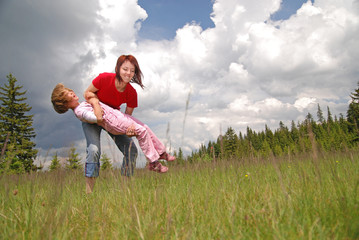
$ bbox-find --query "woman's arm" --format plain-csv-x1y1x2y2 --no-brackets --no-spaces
84,83,103,123
125,107,134,116
84,83,99,101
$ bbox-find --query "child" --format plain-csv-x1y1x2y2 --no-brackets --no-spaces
51,83,175,174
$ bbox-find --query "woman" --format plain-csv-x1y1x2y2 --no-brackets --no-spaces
83,55,159,193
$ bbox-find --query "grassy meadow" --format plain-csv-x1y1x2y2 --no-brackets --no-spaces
1,152,359,239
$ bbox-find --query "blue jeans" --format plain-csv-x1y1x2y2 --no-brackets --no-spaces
82,122,138,177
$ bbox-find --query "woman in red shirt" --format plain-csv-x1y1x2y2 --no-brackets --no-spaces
83,55,170,193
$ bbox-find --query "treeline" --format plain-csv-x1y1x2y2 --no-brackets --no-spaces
180,88,359,163
1,72,359,173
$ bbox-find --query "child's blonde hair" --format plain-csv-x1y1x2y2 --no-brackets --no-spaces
51,83,74,114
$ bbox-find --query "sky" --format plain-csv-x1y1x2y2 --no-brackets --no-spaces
0,0,358,168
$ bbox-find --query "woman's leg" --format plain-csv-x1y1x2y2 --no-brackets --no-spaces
82,122,102,193
109,134,138,177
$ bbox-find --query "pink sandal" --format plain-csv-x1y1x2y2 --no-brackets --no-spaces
159,152,176,162
148,161,168,173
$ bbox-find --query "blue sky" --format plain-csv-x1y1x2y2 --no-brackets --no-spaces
0,0,358,168
138,0,312,40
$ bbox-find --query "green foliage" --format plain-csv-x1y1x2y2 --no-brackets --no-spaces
347,82,359,134
100,153,112,170
185,102,358,163
317,103,325,123
0,74,37,173
49,152,60,171
66,146,81,170
223,127,238,158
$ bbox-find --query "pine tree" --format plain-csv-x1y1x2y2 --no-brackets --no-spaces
317,104,325,123
49,152,60,171
347,82,359,132
0,74,37,173
327,106,333,125
100,153,112,170
177,147,184,161
66,146,81,170
223,127,238,158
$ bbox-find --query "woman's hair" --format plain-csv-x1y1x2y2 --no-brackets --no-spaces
115,55,144,89
51,83,73,114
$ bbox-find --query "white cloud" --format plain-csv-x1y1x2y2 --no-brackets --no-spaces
129,0,359,154
74,0,359,156
294,97,317,112
2,0,359,162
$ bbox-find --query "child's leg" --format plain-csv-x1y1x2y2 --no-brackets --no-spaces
135,124,161,162
108,111,171,163
86,177,96,194
128,116,167,154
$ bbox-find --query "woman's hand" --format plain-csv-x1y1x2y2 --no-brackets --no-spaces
84,84,103,122
87,96,103,123
126,124,137,137
125,107,134,116
93,105,104,123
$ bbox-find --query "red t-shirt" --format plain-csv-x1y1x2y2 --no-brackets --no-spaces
92,73,138,110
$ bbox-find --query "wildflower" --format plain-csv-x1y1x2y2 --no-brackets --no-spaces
245,174,248,178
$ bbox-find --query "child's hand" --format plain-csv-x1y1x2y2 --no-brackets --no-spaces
126,124,136,137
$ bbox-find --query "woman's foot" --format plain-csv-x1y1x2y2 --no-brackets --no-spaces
159,152,176,161
148,161,168,173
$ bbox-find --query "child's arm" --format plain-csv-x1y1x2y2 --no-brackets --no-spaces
80,111,98,123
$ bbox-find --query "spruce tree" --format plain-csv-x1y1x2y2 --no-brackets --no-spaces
49,152,60,171
327,106,333,124
223,127,238,158
317,104,325,123
0,74,37,173
100,153,112,170
66,146,81,170
347,82,359,132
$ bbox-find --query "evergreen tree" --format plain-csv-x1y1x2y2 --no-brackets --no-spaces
347,82,359,132
100,153,113,170
49,152,60,171
0,74,37,173
223,127,238,158
66,146,81,170
177,147,184,161
317,104,325,123
305,112,314,124
265,124,274,149
290,120,300,144
260,139,272,159
327,106,333,124
347,102,359,132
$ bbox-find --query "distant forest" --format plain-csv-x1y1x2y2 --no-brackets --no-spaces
177,84,359,163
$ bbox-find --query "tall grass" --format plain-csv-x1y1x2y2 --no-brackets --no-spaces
1,152,359,239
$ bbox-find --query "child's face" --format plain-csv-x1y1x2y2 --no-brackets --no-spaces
66,90,79,109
